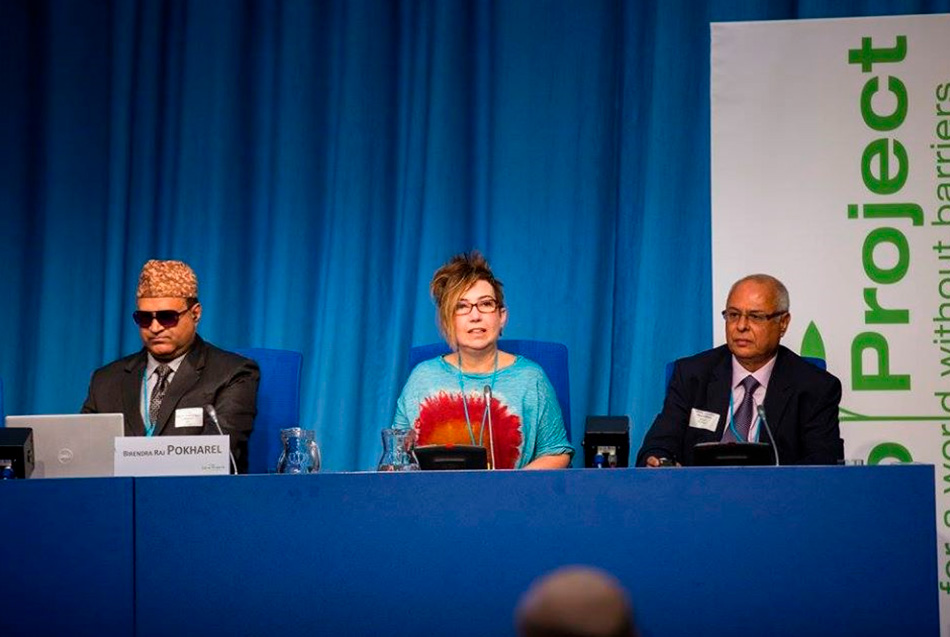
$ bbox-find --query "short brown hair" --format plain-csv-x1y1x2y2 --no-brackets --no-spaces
430,251,505,347
516,566,637,637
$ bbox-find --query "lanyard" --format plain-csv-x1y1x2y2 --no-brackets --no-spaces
458,350,499,446
142,368,155,436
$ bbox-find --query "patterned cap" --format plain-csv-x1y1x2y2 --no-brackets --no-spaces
136,260,198,299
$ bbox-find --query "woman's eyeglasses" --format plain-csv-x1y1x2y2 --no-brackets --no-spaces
454,299,501,315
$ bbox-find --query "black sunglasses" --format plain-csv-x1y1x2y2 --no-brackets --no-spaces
132,308,192,329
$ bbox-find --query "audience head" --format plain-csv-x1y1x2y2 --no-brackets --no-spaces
516,565,637,637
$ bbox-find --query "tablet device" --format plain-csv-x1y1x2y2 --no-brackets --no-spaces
692,442,774,466
414,444,488,471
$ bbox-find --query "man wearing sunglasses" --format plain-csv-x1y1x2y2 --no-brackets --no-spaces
636,274,843,467
81,260,259,473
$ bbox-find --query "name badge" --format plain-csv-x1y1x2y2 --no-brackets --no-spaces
689,408,720,432
175,407,204,428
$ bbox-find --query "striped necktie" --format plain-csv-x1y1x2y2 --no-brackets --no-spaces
729,375,760,442
149,364,172,428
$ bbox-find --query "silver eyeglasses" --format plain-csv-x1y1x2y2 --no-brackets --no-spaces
721,309,787,324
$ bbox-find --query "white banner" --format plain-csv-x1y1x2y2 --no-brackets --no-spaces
712,13,950,633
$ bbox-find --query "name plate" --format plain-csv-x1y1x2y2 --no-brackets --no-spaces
114,435,230,476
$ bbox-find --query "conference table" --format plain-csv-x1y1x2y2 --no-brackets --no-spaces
1,465,938,636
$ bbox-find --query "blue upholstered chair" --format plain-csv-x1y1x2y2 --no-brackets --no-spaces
664,355,827,388
407,340,572,441
0,377,4,426
235,348,303,474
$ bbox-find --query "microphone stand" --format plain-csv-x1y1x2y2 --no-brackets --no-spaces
484,385,496,470
204,405,239,475
756,404,780,466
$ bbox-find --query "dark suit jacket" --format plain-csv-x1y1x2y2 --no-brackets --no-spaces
81,335,260,473
636,345,843,466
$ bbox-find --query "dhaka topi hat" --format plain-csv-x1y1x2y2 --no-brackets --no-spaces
136,260,198,299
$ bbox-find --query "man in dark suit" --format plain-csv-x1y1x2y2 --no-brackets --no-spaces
636,274,842,467
82,260,259,473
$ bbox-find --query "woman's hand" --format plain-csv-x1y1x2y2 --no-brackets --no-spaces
523,454,572,469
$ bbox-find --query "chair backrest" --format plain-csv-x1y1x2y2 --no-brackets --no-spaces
664,355,828,387
234,348,303,474
408,340,571,441
0,377,4,426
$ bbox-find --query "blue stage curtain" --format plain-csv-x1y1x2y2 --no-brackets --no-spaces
1,0,946,470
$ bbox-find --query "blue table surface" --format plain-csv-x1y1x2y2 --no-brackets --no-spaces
134,465,938,637
1,477,135,636
0,466,938,637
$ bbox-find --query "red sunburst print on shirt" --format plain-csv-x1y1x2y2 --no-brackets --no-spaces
414,392,523,469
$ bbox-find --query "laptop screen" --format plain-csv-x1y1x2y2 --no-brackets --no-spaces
4,414,125,478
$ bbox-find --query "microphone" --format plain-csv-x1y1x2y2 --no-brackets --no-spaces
204,405,238,475
756,404,780,466
484,385,496,471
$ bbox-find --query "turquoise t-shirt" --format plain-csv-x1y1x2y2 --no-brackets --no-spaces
393,355,574,469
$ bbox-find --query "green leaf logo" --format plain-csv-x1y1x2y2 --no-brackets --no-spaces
868,442,913,464
800,321,826,360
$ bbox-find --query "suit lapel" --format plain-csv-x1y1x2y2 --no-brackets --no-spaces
122,352,148,436
154,338,207,436
708,348,733,440
763,347,793,434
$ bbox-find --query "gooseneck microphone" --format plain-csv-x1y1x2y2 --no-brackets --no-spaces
756,404,780,467
484,385,496,471
204,405,238,475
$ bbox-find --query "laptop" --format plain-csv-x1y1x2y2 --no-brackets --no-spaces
4,414,125,478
